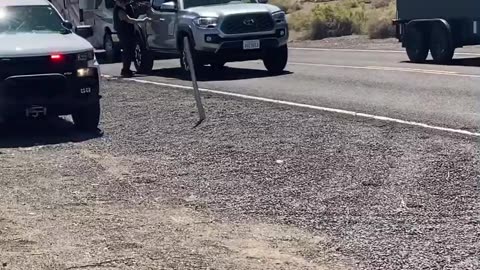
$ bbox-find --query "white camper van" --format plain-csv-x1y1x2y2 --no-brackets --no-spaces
80,0,120,62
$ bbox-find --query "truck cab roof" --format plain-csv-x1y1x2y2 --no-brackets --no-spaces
0,0,51,7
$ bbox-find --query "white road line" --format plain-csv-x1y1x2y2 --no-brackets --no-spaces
290,47,480,56
104,76,480,138
288,62,480,78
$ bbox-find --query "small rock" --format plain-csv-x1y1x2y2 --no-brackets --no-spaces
3,262,7,267
276,160,284,164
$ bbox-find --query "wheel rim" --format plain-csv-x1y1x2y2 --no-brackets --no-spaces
182,47,190,72
105,36,114,59
135,44,142,67
432,35,447,56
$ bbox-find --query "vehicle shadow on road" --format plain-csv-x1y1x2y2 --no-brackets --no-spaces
403,57,480,67
95,52,123,65
145,66,292,82
0,118,103,148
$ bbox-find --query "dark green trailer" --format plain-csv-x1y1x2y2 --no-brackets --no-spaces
393,0,480,64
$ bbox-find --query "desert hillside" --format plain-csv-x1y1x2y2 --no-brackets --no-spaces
270,0,396,41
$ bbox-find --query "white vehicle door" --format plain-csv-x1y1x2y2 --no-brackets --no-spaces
79,0,101,47
147,0,177,51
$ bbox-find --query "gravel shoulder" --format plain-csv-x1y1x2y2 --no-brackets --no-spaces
0,78,479,269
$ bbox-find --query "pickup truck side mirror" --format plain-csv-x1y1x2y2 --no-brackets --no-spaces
156,1,176,11
75,25,94,39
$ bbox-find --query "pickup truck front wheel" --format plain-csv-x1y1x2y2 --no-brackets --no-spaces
180,37,204,75
134,38,154,74
263,45,288,75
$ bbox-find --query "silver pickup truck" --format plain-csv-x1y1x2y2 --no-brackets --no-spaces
133,0,289,75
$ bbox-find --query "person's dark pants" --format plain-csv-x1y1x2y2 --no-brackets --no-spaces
118,31,135,74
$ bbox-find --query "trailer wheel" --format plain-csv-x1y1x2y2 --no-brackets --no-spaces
405,26,429,63
429,24,454,64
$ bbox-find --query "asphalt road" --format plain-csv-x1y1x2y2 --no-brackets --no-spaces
101,47,480,132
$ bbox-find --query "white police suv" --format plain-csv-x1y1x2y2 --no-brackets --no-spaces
0,0,101,131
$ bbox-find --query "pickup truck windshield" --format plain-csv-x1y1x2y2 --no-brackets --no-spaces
0,6,66,34
184,0,257,9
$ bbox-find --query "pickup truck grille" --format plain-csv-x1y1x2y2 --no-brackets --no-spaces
220,13,274,34
0,55,76,81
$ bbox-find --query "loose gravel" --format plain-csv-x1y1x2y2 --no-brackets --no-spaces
0,78,478,270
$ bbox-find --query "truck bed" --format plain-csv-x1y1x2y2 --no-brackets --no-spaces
397,0,480,21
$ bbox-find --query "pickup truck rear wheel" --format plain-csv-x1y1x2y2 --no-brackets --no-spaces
72,102,101,132
263,45,288,75
134,38,154,74
429,24,454,64
405,26,429,63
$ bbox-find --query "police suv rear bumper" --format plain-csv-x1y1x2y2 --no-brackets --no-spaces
0,69,100,119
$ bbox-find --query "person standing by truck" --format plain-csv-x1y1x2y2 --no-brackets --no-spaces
113,0,151,78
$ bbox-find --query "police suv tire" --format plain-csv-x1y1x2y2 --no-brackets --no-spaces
405,26,429,63
104,34,120,63
72,102,101,132
134,38,154,74
263,45,288,75
429,24,454,64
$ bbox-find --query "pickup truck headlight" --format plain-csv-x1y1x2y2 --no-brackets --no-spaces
193,17,218,29
272,11,286,24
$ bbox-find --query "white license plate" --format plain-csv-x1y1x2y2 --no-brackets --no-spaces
243,40,260,50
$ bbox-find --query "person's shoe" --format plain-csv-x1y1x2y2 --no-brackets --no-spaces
120,69,134,78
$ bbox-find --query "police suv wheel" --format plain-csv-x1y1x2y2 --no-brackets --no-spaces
72,102,101,132
134,39,154,74
263,45,288,75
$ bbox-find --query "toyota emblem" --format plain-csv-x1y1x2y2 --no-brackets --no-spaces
243,18,255,26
